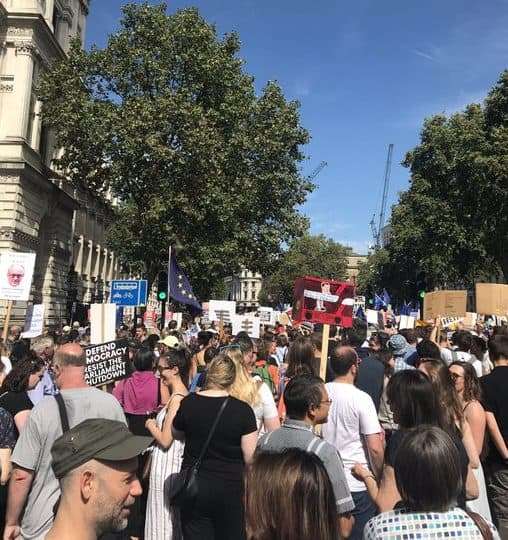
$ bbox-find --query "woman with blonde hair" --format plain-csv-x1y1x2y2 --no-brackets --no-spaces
172,353,258,539
225,347,280,434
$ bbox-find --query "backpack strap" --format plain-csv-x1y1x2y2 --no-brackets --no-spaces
54,393,70,433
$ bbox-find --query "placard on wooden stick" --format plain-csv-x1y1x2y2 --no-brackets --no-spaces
475,283,508,317
423,290,467,320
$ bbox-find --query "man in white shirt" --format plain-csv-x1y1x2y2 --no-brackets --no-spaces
323,345,384,540
440,330,482,376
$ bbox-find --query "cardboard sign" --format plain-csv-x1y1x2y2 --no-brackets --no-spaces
476,283,508,317
0,252,36,301
278,311,291,326
232,314,260,338
464,312,478,328
84,339,129,387
423,290,467,320
90,303,117,344
292,276,355,327
21,304,45,338
208,300,236,323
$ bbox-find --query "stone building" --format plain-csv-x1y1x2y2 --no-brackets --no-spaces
224,269,263,312
345,249,368,282
0,0,121,326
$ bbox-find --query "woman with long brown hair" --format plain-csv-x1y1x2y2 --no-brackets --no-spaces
277,337,317,420
245,448,339,540
449,360,492,521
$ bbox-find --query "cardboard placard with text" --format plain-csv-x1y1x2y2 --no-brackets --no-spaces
475,283,508,317
232,314,260,338
208,300,236,323
423,290,467,320
84,339,129,387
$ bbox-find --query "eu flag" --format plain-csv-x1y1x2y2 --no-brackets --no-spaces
167,248,201,311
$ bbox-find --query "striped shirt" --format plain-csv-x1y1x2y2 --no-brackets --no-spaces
257,419,355,514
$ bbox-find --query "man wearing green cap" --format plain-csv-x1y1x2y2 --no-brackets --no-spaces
46,418,152,540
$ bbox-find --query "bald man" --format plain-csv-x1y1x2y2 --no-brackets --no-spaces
4,343,126,540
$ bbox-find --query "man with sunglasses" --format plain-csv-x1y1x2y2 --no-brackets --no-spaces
258,374,355,538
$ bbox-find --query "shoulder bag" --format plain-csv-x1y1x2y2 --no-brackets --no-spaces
170,397,229,508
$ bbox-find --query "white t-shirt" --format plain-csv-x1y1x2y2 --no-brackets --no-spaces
440,348,482,377
253,380,278,433
0,356,12,375
322,382,381,492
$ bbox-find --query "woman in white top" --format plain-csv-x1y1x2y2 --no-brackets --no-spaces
224,347,280,434
144,348,189,540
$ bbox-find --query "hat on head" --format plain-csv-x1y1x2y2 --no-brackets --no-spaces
157,335,179,349
51,418,152,479
72,321,80,328
62,325,71,333
387,334,409,357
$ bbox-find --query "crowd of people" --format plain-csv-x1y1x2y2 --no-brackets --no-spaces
0,314,507,539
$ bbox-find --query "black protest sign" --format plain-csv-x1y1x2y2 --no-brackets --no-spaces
84,339,129,387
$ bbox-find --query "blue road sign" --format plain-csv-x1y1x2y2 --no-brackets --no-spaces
110,280,148,307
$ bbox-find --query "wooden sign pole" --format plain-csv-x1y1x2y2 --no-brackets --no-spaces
2,301,13,343
319,324,330,381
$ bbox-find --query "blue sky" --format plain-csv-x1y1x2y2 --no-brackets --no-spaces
86,0,508,254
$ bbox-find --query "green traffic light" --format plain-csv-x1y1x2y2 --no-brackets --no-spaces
158,291,167,301
419,290,425,298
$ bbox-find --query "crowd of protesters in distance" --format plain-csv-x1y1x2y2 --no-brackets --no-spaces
0,312,507,540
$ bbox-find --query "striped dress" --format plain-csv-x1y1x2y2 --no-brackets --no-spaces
145,403,185,540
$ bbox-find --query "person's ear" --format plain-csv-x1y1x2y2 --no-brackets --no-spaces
80,470,95,502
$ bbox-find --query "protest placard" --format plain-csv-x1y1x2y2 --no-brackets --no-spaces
366,309,380,326
208,300,236,323
90,303,117,344
423,290,467,320
21,304,45,339
84,339,129,387
399,315,415,330
475,283,508,317
232,314,260,338
0,251,36,302
258,306,275,325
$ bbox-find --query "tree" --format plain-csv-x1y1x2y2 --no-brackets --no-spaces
360,71,508,303
37,3,312,298
259,234,349,306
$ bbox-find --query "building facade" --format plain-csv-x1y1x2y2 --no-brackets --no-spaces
345,250,368,282
224,269,263,312
0,0,121,326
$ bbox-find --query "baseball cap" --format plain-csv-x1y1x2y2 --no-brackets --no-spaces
387,334,410,357
51,418,152,479
157,335,179,349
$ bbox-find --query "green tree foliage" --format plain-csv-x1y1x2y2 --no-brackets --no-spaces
359,71,508,303
37,3,312,298
259,234,349,306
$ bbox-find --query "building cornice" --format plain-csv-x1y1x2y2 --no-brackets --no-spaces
5,13,66,66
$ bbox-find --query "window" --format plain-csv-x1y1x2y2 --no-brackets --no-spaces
251,290,256,300
244,289,248,301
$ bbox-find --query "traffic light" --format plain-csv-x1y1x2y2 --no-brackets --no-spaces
157,271,168,302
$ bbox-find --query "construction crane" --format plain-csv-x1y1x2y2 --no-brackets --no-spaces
370,144,394,248
307,161,328,181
